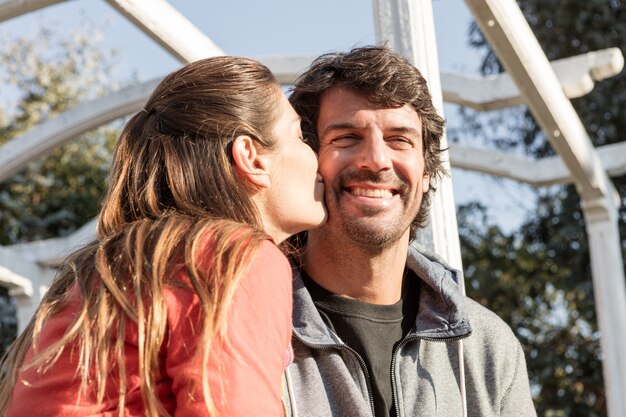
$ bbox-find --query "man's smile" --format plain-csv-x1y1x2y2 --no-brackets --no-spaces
346,186,396,199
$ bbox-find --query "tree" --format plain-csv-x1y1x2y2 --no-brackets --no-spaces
0,27,120,244
455,1,626,416
0,26,120,353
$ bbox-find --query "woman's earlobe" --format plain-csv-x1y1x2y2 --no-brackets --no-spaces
232,135,271,188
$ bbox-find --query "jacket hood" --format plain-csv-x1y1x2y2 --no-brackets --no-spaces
291,242,472,345
407,242,472,339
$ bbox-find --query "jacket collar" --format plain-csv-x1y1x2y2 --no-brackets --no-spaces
291,242,472,345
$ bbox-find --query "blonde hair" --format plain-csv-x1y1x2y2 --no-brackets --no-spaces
0,56,282,416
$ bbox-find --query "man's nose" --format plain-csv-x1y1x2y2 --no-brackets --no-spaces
357,137,391,172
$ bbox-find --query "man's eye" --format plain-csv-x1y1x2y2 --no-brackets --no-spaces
387,137,414,149
331,136,359,147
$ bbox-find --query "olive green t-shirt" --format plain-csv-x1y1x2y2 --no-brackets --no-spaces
301,270,419,417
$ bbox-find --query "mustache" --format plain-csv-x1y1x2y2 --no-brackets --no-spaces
336,169,408,192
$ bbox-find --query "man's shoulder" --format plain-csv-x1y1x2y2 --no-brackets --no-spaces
463,296,522,352
461,297,536,415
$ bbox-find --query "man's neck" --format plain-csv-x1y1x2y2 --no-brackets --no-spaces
302,230,409,305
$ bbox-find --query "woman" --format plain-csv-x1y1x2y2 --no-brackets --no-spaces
0,56,325,416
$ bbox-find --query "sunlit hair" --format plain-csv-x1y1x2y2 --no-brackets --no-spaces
289,45,446,238
0,56,281,416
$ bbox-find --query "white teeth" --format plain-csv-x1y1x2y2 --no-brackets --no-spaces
350,187,393,198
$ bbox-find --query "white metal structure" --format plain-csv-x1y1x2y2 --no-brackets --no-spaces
465,2,626,417
2,48,621,183
0,0,624,415
374,0,463,273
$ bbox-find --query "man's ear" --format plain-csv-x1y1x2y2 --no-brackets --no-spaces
231,135,271,189
422,173,430,193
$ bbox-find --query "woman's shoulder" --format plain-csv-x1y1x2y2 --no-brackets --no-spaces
165,235,290,317
238,239,291,295
254,239,290,265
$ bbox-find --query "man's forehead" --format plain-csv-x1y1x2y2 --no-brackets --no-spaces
318,85,376,108
317,86,422,129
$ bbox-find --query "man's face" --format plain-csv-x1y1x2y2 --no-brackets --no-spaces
314,86,430,248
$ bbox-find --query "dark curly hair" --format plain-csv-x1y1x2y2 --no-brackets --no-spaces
289,45,446,238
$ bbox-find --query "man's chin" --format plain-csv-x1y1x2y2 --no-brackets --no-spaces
341,220,407,248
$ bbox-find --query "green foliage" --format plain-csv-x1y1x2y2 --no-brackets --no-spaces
0,27,119,245
460,200,605,416
0,287,17,355
458,1,626,416
0,27,120,352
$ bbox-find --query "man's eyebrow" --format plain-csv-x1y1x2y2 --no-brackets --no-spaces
387,126,422,138
320,123,421,138
319,122,364,136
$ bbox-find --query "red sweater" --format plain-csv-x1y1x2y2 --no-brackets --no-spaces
7,240,292,416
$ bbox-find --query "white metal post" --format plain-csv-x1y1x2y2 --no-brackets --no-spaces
0,247,55,333
466,0,626,415
372,0,463,272
581,196,626,417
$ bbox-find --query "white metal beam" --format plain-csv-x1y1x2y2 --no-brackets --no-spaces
0,246,55,332
254,49,626,110
581,195,626,417
6,219,96,268
2,1,225,65
442,48,624,111
105,0,224,63
0,79,160,182
450,141,626,186
465,0,618,203
466,1,626,416
3,48,621,183
0,264,32,297
7,141,626,269
0,0,61,22
256,55,316,85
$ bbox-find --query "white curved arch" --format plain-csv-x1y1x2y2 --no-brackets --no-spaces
449,141,626,187
6,219,96,268
467,2,626,415
441,47,624,111
0,0,62,22
0,57,311,181
105,0,224,63
0,263,32,297
0,79,159,182
2,47,622,183
0,0,225,64
3,139,624,271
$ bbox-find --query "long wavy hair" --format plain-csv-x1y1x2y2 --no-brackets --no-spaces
0,56,282,416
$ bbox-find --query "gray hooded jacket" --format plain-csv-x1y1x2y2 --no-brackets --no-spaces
282,244,537,417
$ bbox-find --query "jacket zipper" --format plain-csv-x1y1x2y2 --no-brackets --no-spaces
292,331,377,417
390,332,472,417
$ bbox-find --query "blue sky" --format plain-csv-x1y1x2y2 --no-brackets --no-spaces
0,0,484,79
0,0,535,232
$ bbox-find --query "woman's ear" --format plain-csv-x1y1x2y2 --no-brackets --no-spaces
231,135,271,189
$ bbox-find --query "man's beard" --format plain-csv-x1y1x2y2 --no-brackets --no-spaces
324,170,420,249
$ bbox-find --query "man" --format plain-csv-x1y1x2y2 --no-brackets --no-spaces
282,46,536,417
